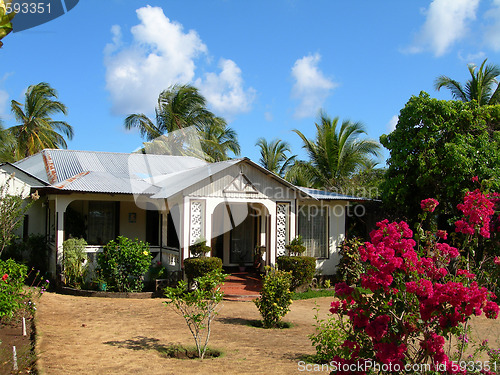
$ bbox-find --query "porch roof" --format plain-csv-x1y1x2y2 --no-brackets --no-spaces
297,187,370,201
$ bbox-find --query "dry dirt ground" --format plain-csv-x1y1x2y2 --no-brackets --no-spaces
35,293,500,375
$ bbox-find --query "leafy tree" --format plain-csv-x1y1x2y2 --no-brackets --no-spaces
434,59,500,106
125,84,219,140
292,111,381,191
0,1,15,48
380,91,500,224
126,84,239,161
8,82,72,160
0,174,39,256
198,118,240,162
164,270,227,359
255,138,295,177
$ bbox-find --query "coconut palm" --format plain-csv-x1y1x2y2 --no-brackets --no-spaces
8,82,72,159
292,112,381,191
198,118,240,162
434,59,500,106
255,138,296,177
124,84,219,141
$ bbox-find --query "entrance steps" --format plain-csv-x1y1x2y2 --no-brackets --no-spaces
221,272,263,302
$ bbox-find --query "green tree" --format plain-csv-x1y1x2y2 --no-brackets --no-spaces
126,84,239,162
0,1,15,48
255,138,295,177
0,175,39,255
125,84,220,140
292,112,381,191
380,91,500,224
198,118,240,162
8,82,72,160
434,59,500,106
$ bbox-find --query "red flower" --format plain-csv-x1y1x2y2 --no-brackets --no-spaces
2,274,7,282
472,176,479,183
421,198,439,213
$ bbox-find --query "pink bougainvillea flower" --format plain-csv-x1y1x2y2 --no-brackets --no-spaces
472,176,479,183
436,230,448,240
494,256,500,266
421,198,439,213
2,274,7,282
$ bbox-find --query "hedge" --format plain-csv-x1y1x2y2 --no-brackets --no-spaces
184,257,223,283
276,255,316,291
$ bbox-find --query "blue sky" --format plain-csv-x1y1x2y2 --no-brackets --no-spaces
2,0,500,165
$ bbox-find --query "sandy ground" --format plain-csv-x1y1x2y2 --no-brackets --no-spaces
35,293,500,375
36,292,332,375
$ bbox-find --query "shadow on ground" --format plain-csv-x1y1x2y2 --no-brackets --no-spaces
103,336,222,359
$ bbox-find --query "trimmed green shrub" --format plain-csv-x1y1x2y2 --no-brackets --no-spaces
334,237,365,286
97,236,152,292
285,235,306,256
254,267,293,328
189,238,211,257
63,238,88,288
184,257,222,284
276,255,316,291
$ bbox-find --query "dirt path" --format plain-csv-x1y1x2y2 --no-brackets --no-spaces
36,292,332,375
35,293,500,374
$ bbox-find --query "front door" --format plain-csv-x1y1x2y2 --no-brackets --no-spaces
230,210,256,264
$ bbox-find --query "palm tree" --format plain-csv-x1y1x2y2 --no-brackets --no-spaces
434,59,500,105
292,112,381,191
126,84,239,162
198,118,240,162
8,82,72,159
255,138,295,177
124,84,219,141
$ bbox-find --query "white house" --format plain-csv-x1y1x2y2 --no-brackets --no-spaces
0,149,368,278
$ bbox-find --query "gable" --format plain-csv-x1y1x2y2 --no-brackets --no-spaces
185,161,296,200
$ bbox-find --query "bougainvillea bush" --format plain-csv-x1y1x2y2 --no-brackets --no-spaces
327,189,500,374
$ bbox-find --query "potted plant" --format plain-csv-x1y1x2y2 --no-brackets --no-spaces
285,235,306,256
189,238,211,258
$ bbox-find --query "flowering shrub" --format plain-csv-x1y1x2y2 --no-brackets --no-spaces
0,259,49,320
325,192,499,374
97,236,152,292
254,267,293,328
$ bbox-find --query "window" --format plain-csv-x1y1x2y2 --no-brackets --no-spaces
298,205,328,258
88,201,118,245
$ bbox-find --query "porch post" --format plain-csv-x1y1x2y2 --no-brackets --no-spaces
53,196,73,268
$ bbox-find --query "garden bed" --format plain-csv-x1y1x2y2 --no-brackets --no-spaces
0,315,37,374
58,286,155,299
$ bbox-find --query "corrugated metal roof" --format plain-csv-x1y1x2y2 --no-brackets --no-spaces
14,149,208,194
150,159,241,199
13,153,50,183
12,150,371,201
297,187,369,201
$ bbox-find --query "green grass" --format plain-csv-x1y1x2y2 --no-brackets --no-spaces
291,289,336,300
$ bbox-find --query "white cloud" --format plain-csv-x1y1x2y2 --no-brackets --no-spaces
291,53,336,119
484,0,500,51
0,90,8,120
408,0,480,57
264,111,273,122
387,115,399,133
104,6,207,115
195,58,256,116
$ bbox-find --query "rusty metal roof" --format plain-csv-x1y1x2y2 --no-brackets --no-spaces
14,149,207,194
12,150,370,201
